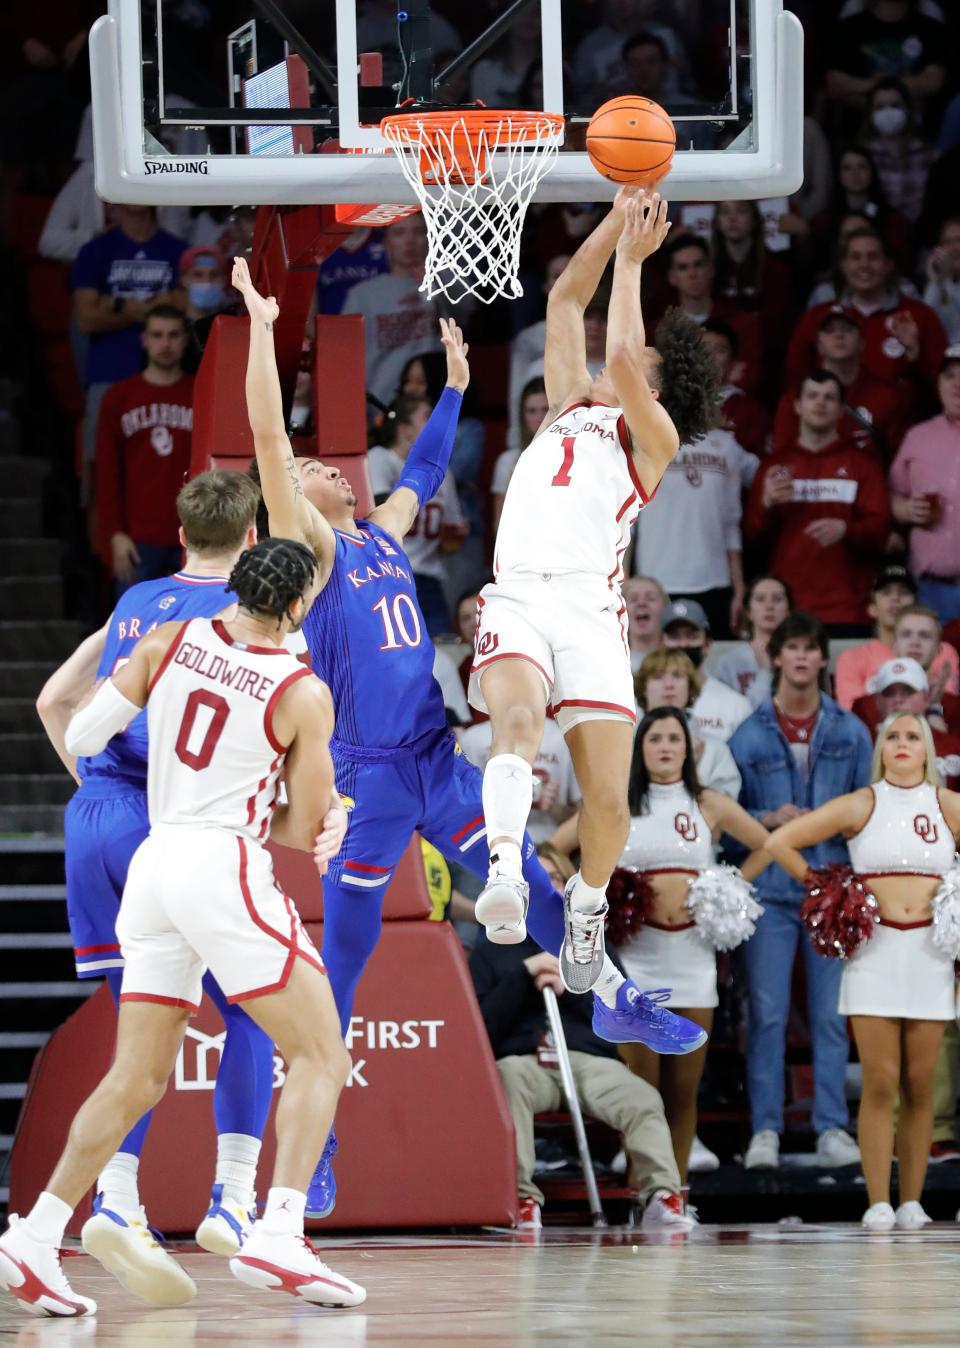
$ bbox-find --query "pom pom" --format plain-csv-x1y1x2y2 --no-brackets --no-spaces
685,864,764,951
801,864,878,960
605,868,656,946
931,860,960,959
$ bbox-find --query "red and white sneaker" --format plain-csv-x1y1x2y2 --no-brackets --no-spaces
517,1197,542,1230
229,1225,365,1307
641,1190,698,1232
0,1214,96,1318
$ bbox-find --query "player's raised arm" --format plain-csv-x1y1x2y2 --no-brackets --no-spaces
608,194,718,498
232,256,335,570
543,189,634,414
367,317,469,542
62,622,182,758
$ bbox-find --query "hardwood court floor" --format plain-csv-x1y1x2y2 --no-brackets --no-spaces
3,1224,960,1345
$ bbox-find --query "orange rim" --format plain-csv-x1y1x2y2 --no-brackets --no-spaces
381,109,565,146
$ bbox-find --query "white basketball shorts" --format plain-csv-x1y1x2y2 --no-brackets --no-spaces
116,826,324,1011
468,574,636,733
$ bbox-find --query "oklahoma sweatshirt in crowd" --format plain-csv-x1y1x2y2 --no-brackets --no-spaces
744,440,891,625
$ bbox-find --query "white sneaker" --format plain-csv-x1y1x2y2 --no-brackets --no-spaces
195,1185,256,1255
895,1200,932,1231
688,1136,720,1173
0,1214,96,1318
559,876,607,994
744,1130,779,1170
230,1224,366,1306
641,1189,697,1231
475,870,529,944
816,1128,861,1168
81,1199,196,1307
862,1202,896,1231
517,1197,542,1230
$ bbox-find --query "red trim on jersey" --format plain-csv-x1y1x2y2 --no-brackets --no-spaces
211,619,289,656
878,915,934,930
643,917,697,932
245,753,282,829
471,651,554,687
617,414,659,506
263,667,313,754
344,861,391,873
552,697,637,721
75,943,121,955
556,399,591,420
452,814,485,844
334,528,368,548
858,872,943,883
615,490,638,523
147,619,190,694
230,838,326,1004
119,992,199,1012
174,572,229,586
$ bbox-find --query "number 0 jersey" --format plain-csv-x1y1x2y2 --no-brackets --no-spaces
494,401,656,585
146,617,310,839
300,520,447,753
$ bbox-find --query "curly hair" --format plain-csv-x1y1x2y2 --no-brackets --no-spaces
654,308,721,445
228,538,318,621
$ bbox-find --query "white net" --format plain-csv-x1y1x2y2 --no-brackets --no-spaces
381,112,565,305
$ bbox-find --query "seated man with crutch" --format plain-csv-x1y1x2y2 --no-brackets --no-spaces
469,846,695,1231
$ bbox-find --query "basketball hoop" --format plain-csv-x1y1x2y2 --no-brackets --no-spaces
380,109,565,305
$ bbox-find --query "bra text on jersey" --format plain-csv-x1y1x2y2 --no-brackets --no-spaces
173,642,275,702
347,558,412,590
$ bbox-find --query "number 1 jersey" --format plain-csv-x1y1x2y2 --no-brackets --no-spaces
494,401,655,586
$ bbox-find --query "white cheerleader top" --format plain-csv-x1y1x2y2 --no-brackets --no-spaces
847,780,956,880
620,781,713,875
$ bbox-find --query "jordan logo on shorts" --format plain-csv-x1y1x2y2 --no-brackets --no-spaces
914,814,939,844
674,812,699,843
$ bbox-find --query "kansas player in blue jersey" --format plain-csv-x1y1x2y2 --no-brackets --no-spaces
36,471,276,1276
233,256,707,1219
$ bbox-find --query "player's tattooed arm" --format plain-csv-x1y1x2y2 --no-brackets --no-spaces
232,256,336,577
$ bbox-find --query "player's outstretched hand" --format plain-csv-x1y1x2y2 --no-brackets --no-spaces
440,316,470,393
313,795,349,876
616,192,671,263
232,255,280,326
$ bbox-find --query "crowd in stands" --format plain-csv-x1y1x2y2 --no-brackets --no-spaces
7,0,960,1226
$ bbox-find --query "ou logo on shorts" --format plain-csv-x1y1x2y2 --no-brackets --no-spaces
674,812,698,842
476,632,499,657
914,814,939,844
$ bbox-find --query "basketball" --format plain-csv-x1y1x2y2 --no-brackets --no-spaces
585,96,676,186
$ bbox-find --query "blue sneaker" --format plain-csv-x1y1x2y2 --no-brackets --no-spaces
592,982,708,1054
195,1183,256,1256
305,1130,338,1219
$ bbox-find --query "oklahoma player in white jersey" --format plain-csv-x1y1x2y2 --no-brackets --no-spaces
471,191,720,1009
0,539,365,1317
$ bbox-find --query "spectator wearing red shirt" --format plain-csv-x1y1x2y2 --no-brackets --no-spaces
786,228,947,405
711,200,796,391
854,605,960,738
660,234,763,395
851,657,960,789
775,306,905,460
889,350,960,622
744,371,891,633
701,320,771,459
95,304,193,590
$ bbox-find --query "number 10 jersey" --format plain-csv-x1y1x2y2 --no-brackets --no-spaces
494,401,655,586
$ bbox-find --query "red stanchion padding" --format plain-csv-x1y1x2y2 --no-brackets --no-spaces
10,923,516,1234
268,836,433,922
313,314,368,460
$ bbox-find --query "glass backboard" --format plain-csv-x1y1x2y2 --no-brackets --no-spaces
90,0,803,206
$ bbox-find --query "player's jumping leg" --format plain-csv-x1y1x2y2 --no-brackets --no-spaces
475,659,548,941
564,719,708,1055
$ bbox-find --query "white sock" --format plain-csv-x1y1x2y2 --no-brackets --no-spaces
97,1151,140,1214
570,872,609,914
261,1186,306,1236
482,754,533,878
23,1192,73,1247
594,957,625,1008
215,1132,261,1205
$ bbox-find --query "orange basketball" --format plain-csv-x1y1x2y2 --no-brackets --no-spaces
585,96,676,186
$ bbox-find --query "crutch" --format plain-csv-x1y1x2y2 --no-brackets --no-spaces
542,985,607,1228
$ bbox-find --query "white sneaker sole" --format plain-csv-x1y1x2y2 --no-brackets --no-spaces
476,881,527,943
230,1253,366,1306
195,1216,243,1256
82,1217,196,1306
0,1245,95,1318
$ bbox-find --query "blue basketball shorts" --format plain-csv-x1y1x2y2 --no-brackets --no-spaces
64,785,149,978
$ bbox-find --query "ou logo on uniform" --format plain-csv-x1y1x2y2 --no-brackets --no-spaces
674,812,698,842
914,814,939,844
476,632,499,657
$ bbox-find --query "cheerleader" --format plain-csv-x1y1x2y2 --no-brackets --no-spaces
767,712,960,1231
614,708,770,1181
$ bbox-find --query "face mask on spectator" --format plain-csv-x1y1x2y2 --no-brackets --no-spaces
871,106,907,136
188,281,225,311
670,643,705,669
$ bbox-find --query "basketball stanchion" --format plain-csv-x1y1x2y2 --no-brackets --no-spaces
541,986,607,1229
